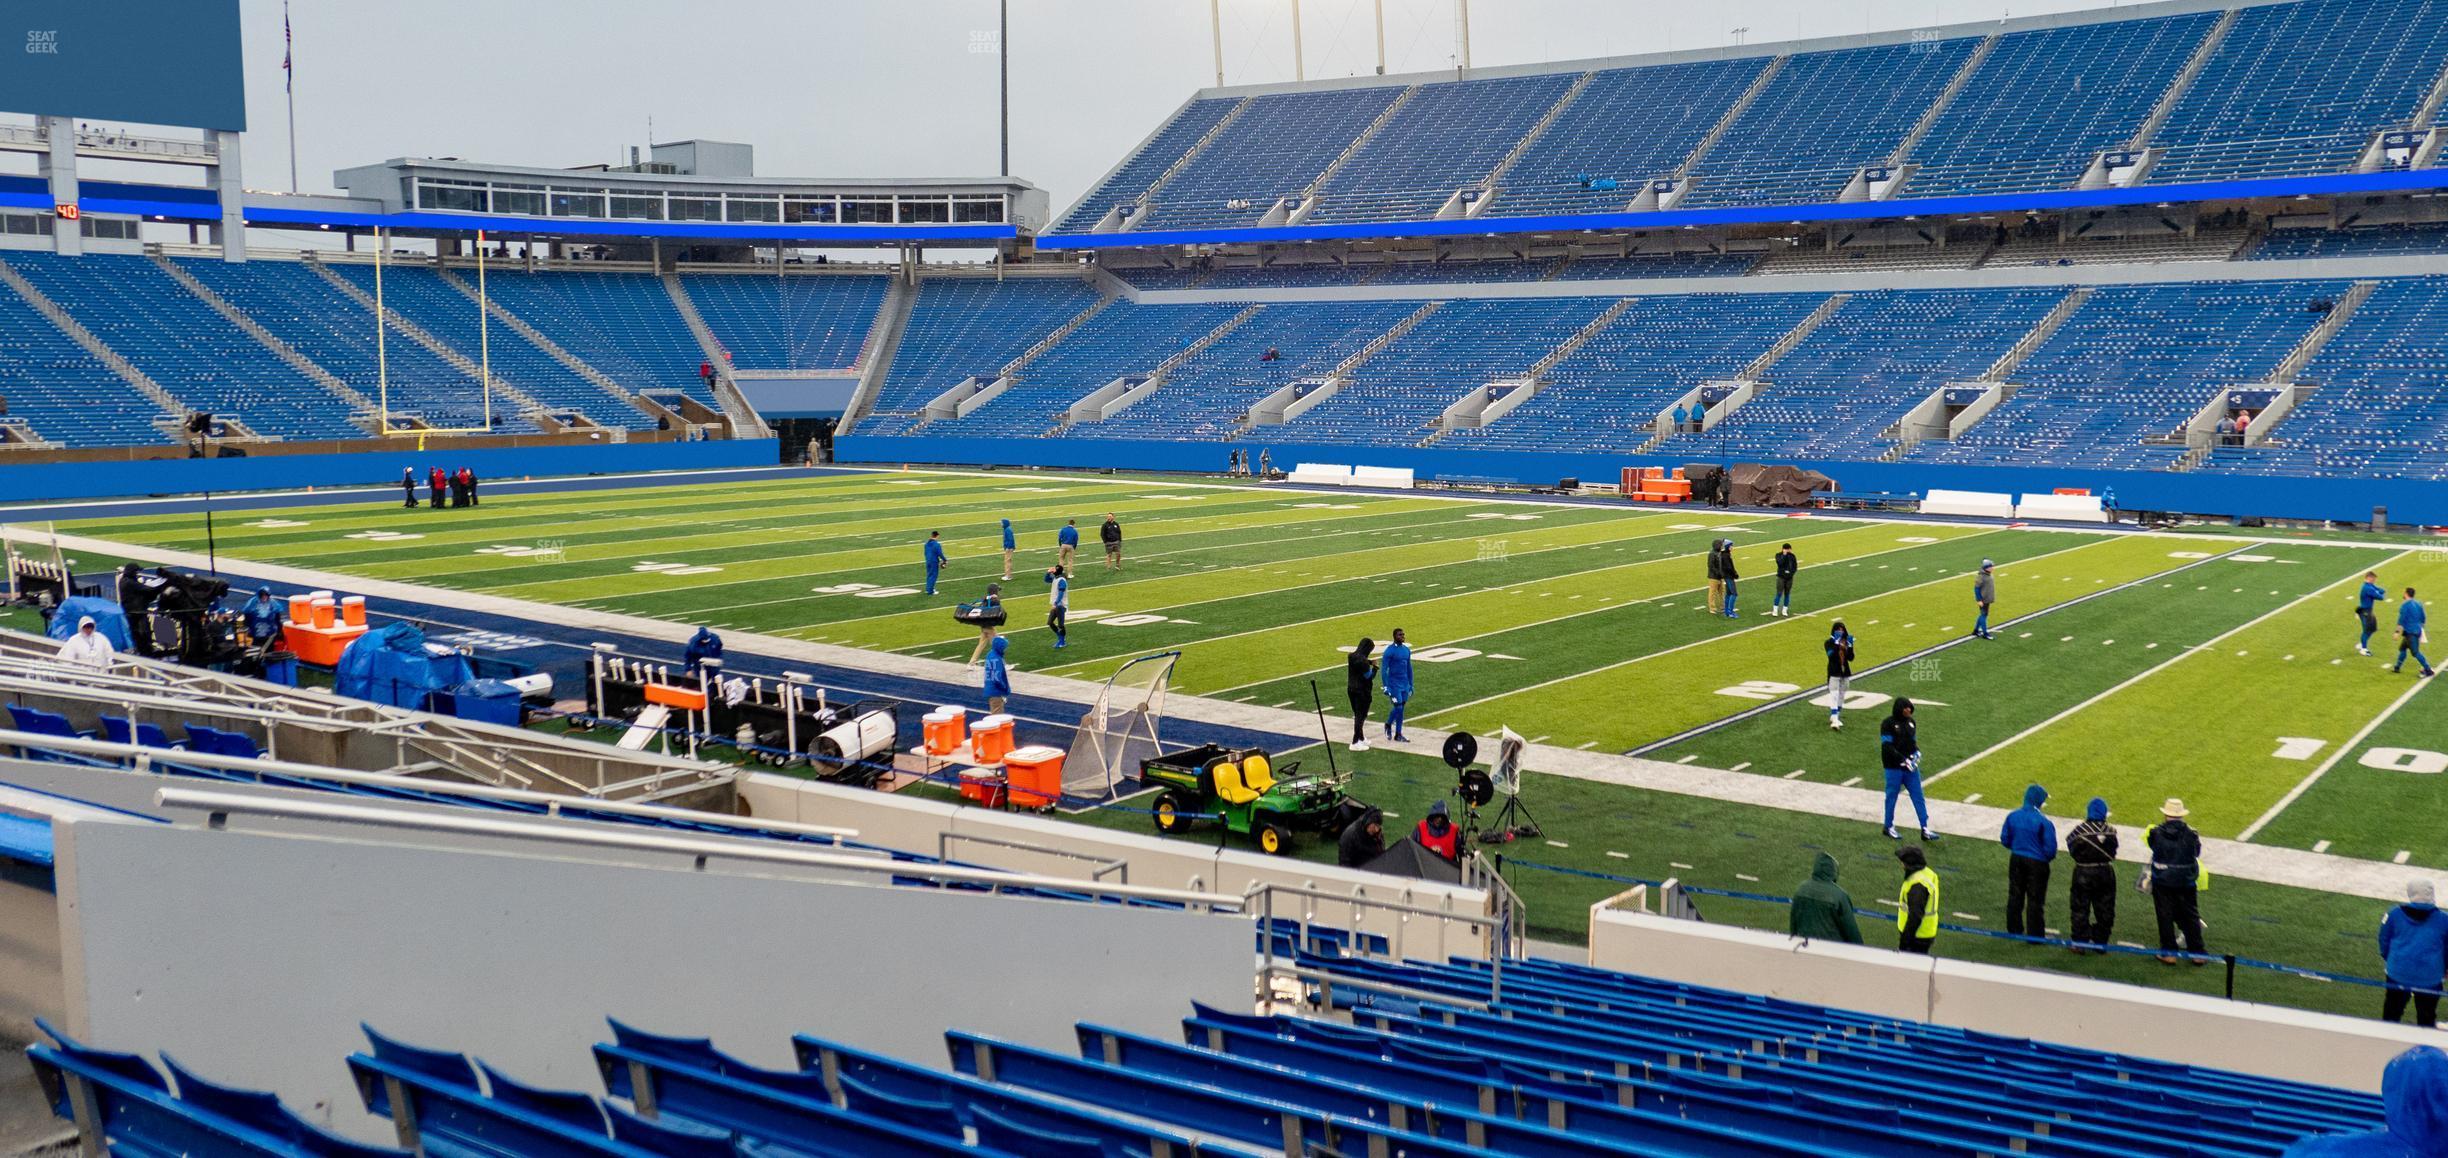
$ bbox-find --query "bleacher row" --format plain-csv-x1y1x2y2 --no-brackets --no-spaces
29,947,2380,1156
856,272,2448,480
1058,0,2448,234
0,251,888,448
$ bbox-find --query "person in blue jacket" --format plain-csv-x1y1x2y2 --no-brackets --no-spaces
981,635,1012,716
923,531,947,596
1056,519,1080,573
2381,880,2446,1028
240,587,283,646
1379,628,1414,744
999,518,1016,580
1998,783,2058,941
681,625,723,675
2281,1045,2447,1157
2396,587,2434,678
2359,571,2390,657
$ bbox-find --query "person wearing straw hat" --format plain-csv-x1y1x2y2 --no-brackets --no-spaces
2147,798,2206,964
2379,880,2446,1028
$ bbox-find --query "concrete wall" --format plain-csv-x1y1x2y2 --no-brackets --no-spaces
1588,907,2433,1092
740,774,1494,962
0,438,778,503
0,860,60,1044
52,816,1251,1143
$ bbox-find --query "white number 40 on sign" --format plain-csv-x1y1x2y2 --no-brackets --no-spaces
2273,737,2448,774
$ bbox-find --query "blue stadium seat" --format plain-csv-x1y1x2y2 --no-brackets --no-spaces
2144,0,2448,185
6,252,365,440
680,272,890,371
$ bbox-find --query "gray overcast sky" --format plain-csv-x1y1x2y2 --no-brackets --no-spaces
234,0,2146,215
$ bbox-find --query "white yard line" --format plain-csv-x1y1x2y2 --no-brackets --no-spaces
1926,550,2410,787
1431,531,2105,720
2238,667,2438,841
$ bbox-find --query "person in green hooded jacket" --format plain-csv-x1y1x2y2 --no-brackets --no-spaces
1789,852,1863,944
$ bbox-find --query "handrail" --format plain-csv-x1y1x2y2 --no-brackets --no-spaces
152,786,1237,911
1248,882,1502,1002
0,728,840,838
938,832,1129,883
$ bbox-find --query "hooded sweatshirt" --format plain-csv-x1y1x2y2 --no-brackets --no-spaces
2281,1045,2448,1158
981,636,1012,701
1789,853,1863,944
1346,639,1378,699
1338,807,1386,868
2068,798,2118,868
1000,519,1015,550
2000,784,2059,862
1880,699,1919,772
2381,888,2448,992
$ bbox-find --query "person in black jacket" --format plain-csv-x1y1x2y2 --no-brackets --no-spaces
1879,698,1937,842
1824,619,1856,731
2147,798,2206,963
400,468,419,509
1346,637,1378,751
1704,539,1727,615
1337,807,1385,868
1100,513,1124,572
1773,543,1799,617
2066,796,2119,954
1718,540,1741,618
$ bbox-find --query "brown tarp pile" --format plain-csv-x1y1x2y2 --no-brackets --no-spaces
1685,463,1836,507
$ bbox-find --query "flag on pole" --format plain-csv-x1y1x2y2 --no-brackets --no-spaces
283,3,293,92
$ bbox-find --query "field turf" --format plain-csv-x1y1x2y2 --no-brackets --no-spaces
55,469,2441,875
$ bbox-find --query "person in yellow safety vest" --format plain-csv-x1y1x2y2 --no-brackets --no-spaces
1896,844,1940,955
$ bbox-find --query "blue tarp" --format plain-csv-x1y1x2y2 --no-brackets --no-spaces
45,596,131,651
334,622,474,710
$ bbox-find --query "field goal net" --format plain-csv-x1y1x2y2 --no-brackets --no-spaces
1063,650,1178,805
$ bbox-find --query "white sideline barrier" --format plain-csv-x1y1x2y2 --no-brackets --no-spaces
1589,907,2431,1091
740,773,1493,962
1349,465,1416,489
1287,463,1353,487
1921,488,2017,520
2015,492,2109,523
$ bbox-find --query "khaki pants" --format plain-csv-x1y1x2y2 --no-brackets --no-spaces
987,695,1006,715
1058,544,1075,571
969,627,997,665
1706,579,1724,611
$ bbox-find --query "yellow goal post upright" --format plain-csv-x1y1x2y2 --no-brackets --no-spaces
373,226,497,437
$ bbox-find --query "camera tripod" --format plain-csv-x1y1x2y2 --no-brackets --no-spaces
1477,791,1544,843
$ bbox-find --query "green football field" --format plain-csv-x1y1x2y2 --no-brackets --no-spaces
55,468,2447,873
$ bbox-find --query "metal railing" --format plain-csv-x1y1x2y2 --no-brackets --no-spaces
0,727,836,839
1248,881,1503,1008
151,786,1237,912
938,831,1128,884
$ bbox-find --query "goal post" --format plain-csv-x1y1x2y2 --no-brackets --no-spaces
374,226,499,436
1063,650,1178,803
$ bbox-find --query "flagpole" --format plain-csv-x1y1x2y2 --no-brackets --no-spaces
284,0,298,193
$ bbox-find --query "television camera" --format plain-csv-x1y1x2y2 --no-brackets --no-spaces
1444,727,1542,844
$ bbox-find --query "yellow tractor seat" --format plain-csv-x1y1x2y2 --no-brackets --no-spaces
1240,754,1276,795
1212,758,1260,805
